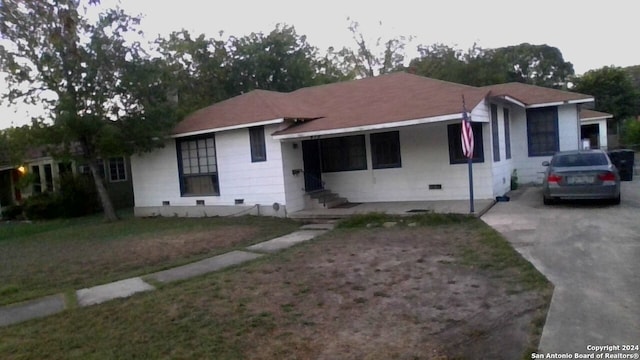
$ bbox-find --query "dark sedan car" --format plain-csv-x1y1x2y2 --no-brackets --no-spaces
542,150,621,205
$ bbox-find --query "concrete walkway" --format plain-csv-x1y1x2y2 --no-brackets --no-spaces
0,224,333,327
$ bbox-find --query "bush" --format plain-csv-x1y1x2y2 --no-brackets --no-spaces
621,118,640,150
58,174,100,218
23,193,62,220
1,204,24,220
21,175,101,220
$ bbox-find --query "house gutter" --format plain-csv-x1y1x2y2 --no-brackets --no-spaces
171,118,284,138
272,113,482,140
493,96,594,109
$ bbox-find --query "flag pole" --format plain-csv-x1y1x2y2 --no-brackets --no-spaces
468,149,474,213
462,95,475,213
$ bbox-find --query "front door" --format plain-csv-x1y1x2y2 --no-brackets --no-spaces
302,139,322,192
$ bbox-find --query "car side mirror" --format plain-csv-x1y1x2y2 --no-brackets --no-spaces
542,161,550,166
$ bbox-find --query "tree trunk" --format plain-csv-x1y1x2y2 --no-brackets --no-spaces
87,159,119,222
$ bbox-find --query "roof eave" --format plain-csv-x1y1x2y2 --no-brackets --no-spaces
525,98,594,109
172,118,284,138
273,112,481,140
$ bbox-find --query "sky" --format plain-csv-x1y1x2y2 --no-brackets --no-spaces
1,0,638,129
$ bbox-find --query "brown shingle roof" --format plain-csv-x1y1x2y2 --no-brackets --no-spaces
580,109,613,120
172,73,596,137
172,73,488,137
172,89,320,135
274,72,488,136
484,83,593,107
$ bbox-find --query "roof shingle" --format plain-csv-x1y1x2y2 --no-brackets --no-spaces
172,73,595,137
484,83,593,107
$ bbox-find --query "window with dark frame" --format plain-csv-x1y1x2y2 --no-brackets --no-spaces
108,157,127,182
527,107,559,156
491,104,500,162
371,131,401,169
31,165,41,194
504,108,511,159
43,164,53,192
249,126,267,162
447,122,484,164
320,135,367,172
177,135,220,196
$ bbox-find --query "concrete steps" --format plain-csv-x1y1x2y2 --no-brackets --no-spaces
307,189,347,209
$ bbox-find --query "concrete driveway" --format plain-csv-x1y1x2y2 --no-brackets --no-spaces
482,180,640,354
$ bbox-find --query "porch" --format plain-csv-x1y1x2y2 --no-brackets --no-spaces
288,199,496,220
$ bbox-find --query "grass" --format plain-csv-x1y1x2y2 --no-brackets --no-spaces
0,213,552,359
0,211,299,305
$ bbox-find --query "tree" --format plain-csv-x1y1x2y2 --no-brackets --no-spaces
621,118,640,150
623,65,640,115
491,43,574,87
336,19,410,78
409,43,468,83
573,66,639,120
154,30,231,119
225,24,336,95
0,0,174,221
409,43,574,87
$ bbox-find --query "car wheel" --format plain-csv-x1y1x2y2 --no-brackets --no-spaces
611,194,621,205
543,195,554,205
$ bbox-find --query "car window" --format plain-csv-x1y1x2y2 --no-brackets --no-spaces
551,153,608,167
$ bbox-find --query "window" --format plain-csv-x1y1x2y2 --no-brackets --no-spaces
447,122,484,164
109,157,127,182
504,108,512,160
43,164,53,191
551,153,608,167
371,131,401,169
58,162,72,176
491,104,500,162
177,135,220,196
31,165,41,194
249,126,266,162
320,135,367,172
527,107,559,156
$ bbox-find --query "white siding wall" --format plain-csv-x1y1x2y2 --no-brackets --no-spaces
320,121,494,202
131,123,288,216
131,143,181,207
511,104,581,184
280,140,306,213
216,124,286,206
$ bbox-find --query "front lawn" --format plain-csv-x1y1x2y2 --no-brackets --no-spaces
0,214,552,359
0,212,299,305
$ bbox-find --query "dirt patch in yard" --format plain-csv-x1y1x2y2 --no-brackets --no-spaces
186,223,552,359
104,226,260,266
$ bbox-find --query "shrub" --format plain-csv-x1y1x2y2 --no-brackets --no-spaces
58,174,100,218
23,193,62,220
1,204,24,220
621,118,640,150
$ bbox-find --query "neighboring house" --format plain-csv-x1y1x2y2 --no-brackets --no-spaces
0,147,134,211
130,72,594,217
0,163,21,210
580,109,612,150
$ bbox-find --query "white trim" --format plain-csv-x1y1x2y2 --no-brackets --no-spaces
581,115,613,122
500,96,526,108
525,98,594,109
172,118,284,138
273,113,486,140
496,96,594,109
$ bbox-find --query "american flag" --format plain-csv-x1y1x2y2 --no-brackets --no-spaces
461,102,474,159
